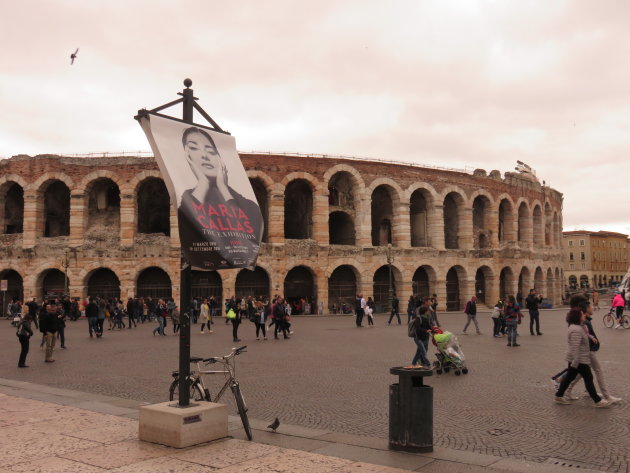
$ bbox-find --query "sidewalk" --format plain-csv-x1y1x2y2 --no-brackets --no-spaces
0,378,601,473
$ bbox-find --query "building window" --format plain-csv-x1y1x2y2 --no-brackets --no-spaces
568,240,573,247
581,263,585,269
579,239,585,246
570,264,575,270
581,252,585,260
569,252,574,261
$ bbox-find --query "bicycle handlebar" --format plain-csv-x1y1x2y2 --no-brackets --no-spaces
201,346,247,364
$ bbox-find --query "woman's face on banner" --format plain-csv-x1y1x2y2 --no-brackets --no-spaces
184,131,221,181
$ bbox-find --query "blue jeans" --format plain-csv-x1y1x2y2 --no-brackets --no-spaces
412,336,430,366
153,316,165,335
88,317,97,336
506,320,518,344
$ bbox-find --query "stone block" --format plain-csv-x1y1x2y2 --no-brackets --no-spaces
139,401,228,449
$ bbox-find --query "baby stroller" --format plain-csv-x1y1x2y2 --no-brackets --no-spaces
431,329,469,375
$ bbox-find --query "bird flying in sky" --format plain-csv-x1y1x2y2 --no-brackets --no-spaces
70,48,79,65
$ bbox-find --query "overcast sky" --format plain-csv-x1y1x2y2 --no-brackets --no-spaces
1,1,629,234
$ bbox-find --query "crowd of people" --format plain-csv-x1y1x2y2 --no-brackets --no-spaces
9,292,299,368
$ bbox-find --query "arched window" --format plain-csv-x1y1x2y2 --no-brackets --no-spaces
137,178,170,235
284,180,313,239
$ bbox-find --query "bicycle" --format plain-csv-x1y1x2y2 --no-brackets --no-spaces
603,308,630,329
169,346,252,440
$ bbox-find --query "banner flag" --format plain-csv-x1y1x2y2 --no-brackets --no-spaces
139,114,263,270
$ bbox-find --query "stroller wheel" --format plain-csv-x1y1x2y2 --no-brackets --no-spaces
443,367,450,373
454,370,461,376
462,368,469,374
436,369,443,374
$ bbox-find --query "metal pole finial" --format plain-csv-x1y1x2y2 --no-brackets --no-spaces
184,78,192,88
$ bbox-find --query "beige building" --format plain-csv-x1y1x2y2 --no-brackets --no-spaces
563,230,630,289
1,153,564,314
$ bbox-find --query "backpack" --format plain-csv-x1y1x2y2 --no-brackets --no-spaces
407,317,417,337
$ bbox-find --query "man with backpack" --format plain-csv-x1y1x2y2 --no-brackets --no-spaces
462,295,481,334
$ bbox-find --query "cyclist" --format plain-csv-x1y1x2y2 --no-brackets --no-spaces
611,292,625,329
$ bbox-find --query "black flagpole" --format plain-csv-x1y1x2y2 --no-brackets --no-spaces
135,78,230,408
178,79,194,407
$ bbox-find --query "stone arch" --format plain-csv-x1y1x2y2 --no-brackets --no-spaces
329,211,355,245
371,184,400,246
85,267,121,300
284,178,314,239
283,265,317,313
192,270,223,300
325,166,366,212
136,177,170,236
532,203,544,248
409,187,435,247
235,266,270,300
446,265,466,311
75,170,124,195
30,172,74,193
136,266,172,300
372,264,402,312
442,190,466,249
37,268,69,299
472,192,493,249
328,264,360,312
280,172,320,192
0,269,23,310
84,177,121,239
475,265,494,305
323,164,366,194
39,179,71,237
412,265,437,299
0,180,24,234
498,195,515,244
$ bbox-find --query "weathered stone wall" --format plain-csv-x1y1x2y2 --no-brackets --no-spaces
0,153,564,310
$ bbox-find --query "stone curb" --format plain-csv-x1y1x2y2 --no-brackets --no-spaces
0,377,604,473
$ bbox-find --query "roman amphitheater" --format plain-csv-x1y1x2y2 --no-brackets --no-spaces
0,153,564,313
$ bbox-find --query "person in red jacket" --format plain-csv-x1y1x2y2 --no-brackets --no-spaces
611,293,625,329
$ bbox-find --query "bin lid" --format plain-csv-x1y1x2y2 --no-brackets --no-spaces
390,366,433,377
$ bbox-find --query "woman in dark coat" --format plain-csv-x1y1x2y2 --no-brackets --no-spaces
17,314,34,368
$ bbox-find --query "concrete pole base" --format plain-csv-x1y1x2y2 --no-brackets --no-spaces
139,401,228,448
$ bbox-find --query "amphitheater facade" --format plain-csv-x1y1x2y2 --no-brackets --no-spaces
0,153,564,313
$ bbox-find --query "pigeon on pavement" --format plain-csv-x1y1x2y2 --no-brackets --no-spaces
267,417,280,432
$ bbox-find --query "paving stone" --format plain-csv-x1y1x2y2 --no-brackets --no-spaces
172,438,279,469
60,439,174,469
6,457,109,473
109,456,216,473
310,443,433,471
209,448,353,473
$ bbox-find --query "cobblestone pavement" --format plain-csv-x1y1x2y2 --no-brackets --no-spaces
1,305,628,472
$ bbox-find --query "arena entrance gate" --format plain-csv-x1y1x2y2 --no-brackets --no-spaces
328,265,357,314
284,266,315,315
235,266,269,300
87,268,121,301
137,267,172,300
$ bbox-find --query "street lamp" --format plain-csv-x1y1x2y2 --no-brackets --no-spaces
387,243,394,313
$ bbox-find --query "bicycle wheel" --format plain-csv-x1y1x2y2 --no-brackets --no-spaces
169,377,205,402
603,313,614,328
231,382,253,441
622,315,630,329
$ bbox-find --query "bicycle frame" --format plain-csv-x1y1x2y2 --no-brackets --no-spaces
193,346,246,402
